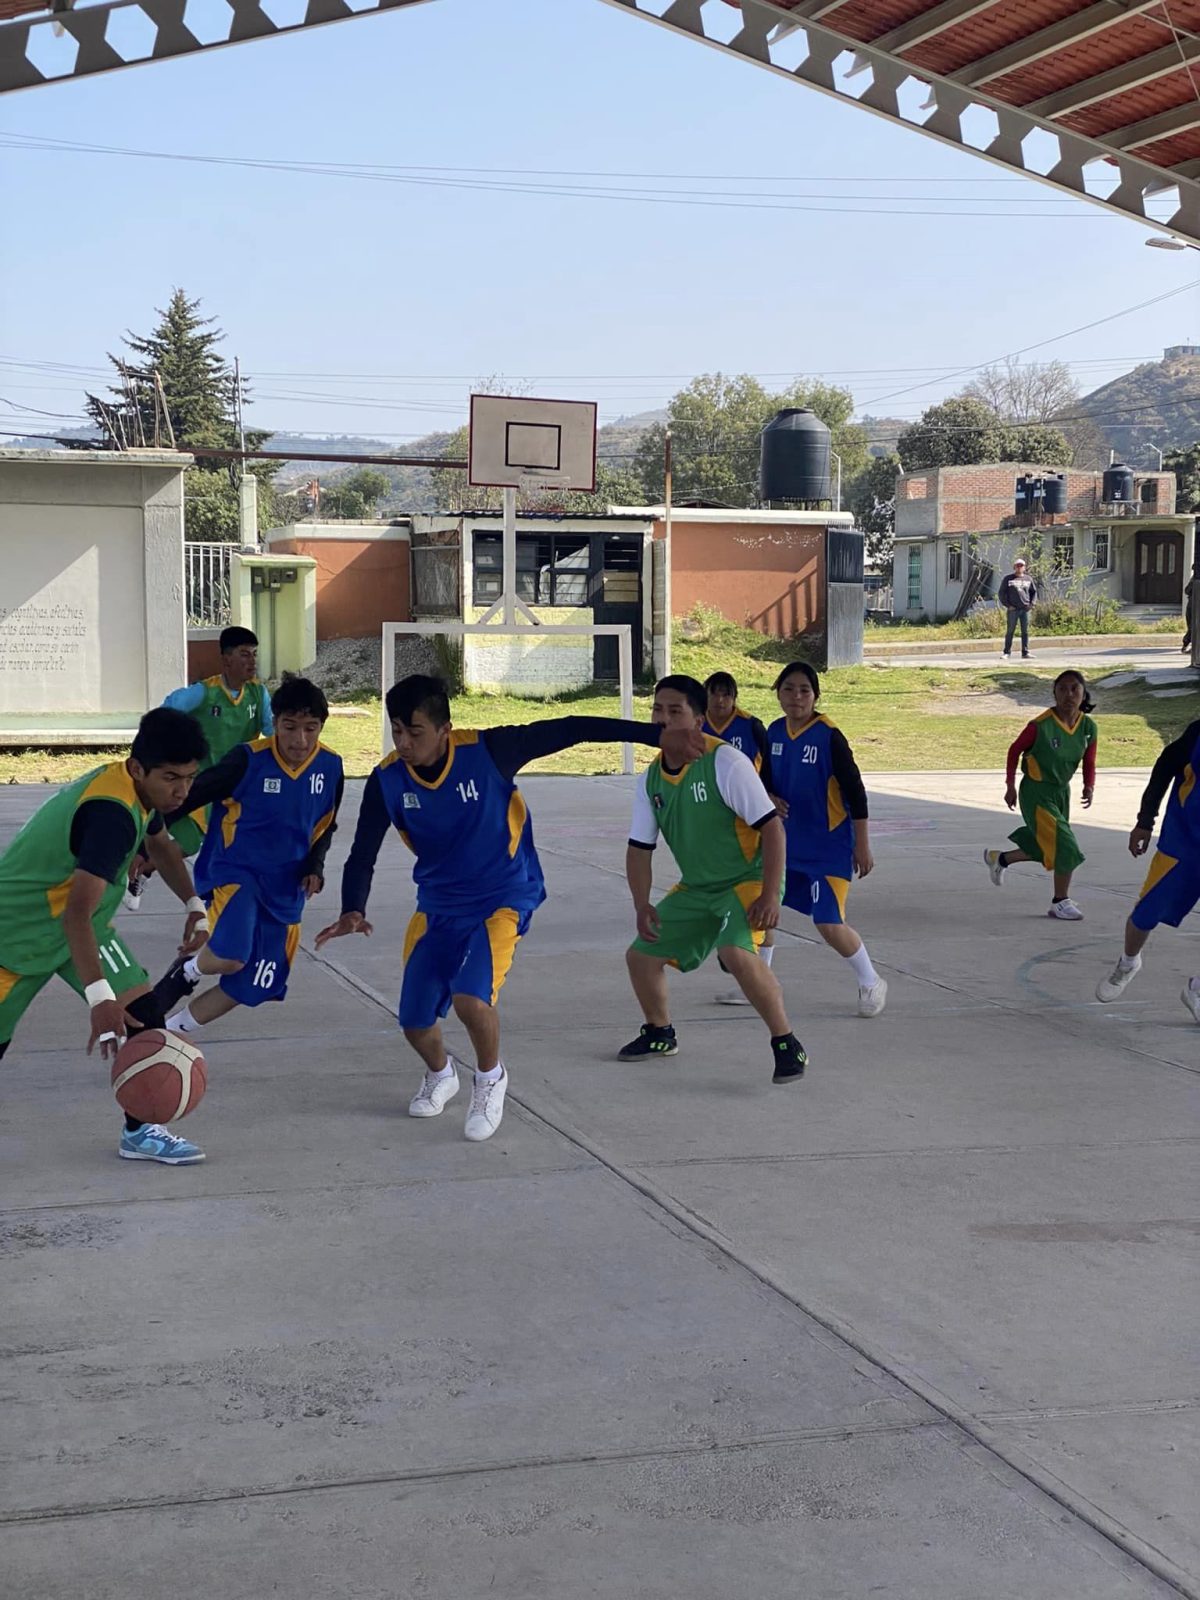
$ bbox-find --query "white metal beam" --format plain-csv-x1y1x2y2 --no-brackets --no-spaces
1026,37,1200,118
1108,100,1200,153
955,0,1165,89
872,0,998,56
595,0,1200,244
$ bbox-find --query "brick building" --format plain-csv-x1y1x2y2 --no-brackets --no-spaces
892,463,1192,622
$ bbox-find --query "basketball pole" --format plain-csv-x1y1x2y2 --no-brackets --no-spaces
502,485,517,628
662,427,673,675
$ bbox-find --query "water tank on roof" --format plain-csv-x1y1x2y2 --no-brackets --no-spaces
1103,463,1134,504
1042,474,1067,515
1015,475,1033,514
759,408,832,506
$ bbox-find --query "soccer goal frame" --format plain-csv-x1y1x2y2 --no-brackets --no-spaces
380,620,637,774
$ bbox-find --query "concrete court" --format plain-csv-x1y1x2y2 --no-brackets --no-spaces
0,768,1196,1599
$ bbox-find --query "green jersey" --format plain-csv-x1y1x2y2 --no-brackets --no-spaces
0,762,153,973
186,676,270,769
1020,709,1097,791
637,737,772,892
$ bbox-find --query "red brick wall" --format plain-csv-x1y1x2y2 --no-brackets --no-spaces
273,535,411,640
932,466,1175,534
186,638,223,680
654,520,826,637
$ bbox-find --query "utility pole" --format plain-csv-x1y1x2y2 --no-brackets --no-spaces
233,357,258,548
662,426,673,676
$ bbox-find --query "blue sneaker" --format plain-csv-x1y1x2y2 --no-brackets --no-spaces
118,1123,206,1165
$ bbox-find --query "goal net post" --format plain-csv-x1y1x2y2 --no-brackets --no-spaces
381,620,636,774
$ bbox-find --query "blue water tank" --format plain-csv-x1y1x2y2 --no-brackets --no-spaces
759,408,832,505
1102,464,1135,504
1042,474,1067,515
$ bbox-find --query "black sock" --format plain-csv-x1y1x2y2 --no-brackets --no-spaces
124,1115,144,1133
770,1032,797,1051
998,852,1009,868
646,1022,674,1036
1052,895,1066,904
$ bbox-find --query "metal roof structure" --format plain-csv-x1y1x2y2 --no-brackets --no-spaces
3,0,1200,243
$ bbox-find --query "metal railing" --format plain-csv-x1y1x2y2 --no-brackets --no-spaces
185,541,234,628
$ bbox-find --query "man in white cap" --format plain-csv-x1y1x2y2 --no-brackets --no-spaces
999,557,1037,660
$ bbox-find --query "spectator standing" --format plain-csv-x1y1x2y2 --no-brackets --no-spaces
999,557,1037,660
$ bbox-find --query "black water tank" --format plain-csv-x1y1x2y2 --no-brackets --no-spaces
1102,463,1134,504
1015,475,1033,513
760,408,832,504
1042,473,1067,515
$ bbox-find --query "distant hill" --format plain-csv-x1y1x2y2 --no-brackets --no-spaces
1072,349,1200,461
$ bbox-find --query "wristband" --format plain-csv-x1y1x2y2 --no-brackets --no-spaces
85,980,116,1009
185,896,207,917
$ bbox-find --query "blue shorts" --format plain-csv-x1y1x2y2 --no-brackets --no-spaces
783,866,851,927
1130,851,1200,932
398,906,530,1030
206,884,300,1008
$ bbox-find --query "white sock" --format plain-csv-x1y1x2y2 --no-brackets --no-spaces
845,943,879,987
166,1006,201,1034
182,955,203,983
760,945,775,968
1188,976,1200,993
1118,953,1141,972
475,1062,504,1084
429,1060,455,1081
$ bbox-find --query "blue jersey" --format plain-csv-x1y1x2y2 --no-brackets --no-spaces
767,714,854,874
374,729,546,918
1159,724,1200,860
702,711,766,772
195,737,343,922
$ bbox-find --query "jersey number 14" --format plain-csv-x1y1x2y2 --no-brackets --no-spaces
457,779,480,803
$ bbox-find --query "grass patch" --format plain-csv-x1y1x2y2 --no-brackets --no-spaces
2,616,1195,784
866,611,1182,641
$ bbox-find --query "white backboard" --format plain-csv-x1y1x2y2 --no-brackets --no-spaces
469,394,598,491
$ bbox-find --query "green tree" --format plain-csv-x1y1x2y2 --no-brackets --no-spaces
323,468,392,519
633,373,867,507
84,288,277,539
898,395,1070,471
1163,442,1200,512
848,453,899,576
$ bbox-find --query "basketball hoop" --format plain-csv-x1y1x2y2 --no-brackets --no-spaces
517,471,571,517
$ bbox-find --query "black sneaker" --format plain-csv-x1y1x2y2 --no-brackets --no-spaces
771,1034,808,1084
618,1024,678,1060
153,955,199,1015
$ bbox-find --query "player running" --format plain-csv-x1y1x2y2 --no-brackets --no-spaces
315,675,705,1143
152,678,343,1037
125,626,272,908
702,670,775,1005
1095,717,1200,1022
618,675,808,1084
0,708,211,1164
767,661,885,1018
984,670,1097,921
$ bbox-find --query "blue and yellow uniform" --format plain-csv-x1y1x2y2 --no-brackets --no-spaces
181,736,344,1006
1132,719,1200,931
701,710,768,773
366,730,545,1030
767,713,867,926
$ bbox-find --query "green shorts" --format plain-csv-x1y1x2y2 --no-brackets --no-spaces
0,930,148,1045
630,880,764,973
1009,779,1083,875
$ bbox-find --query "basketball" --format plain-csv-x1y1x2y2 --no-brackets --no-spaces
111,1030,207,1123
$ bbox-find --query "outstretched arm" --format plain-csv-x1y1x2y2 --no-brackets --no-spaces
482,717,703,780
163,746,251,824
315,770,389,946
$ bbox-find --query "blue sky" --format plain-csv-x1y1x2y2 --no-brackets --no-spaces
1,0,1197,447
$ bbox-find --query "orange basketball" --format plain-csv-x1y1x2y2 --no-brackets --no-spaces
111,1030,207,1122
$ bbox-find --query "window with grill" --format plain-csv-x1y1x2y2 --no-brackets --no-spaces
1091,530,1110,572
1053,533,1075,573
906,545,922,610
946,541,963,582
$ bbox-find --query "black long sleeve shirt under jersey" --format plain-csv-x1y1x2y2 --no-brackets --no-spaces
341,716,665,916
165,745,346,884
71,802,164,884
1137,719,1200,831
761,726,869,821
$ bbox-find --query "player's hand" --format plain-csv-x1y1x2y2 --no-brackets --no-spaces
87,999,143,1059
659,726,706,767
179,911,209,956
1004,784,1018,810
746,893,780,931
1081,786,1094,810
1128,825,1152,857
314,911,373,949
854,841,875,879
771,795,790,821
301,874,324,899
635,903,660,943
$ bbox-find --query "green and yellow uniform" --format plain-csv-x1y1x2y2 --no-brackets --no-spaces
1008,709,1098,874
162,676,272,856
628,736,778,971
0,762,155,1041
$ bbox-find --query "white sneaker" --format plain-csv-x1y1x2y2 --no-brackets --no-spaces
408,1060,460,1118
1181,983,1200,1024
464,1069,506,1142
858,979,888,1017
122,878,145,912
1096,955,1141,1002
714,988,752,1006
1048,898,1083,921
983,849,1006,887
